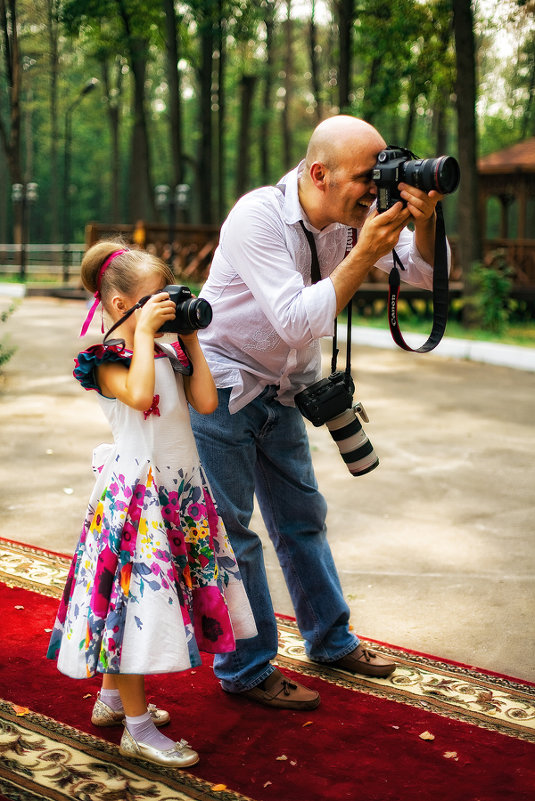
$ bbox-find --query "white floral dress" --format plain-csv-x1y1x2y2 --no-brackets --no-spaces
47,340,256,679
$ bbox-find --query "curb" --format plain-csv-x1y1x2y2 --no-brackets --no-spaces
1,283,533,372
339,326,535,372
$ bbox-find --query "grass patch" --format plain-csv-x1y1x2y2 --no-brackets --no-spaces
352,299,535,347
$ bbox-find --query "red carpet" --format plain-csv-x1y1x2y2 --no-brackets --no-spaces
1,538,534,801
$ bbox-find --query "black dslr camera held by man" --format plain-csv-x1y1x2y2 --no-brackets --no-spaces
373,146,460,213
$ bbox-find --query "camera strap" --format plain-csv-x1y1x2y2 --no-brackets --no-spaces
388,201,448,352
102,295,151,346
299,221,354,377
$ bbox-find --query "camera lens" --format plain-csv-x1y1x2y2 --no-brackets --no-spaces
325,408,379,477
404,156,460,195
186,298,213,330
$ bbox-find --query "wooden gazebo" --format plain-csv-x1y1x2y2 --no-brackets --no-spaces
478,137,535,287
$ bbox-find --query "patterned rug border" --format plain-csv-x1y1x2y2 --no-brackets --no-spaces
275,624,535,743
2,535,534,747
0,699,254,801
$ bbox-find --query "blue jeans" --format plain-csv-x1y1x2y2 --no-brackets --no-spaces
189,386,358,692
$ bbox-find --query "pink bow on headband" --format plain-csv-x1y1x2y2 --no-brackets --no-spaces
79,249,128,337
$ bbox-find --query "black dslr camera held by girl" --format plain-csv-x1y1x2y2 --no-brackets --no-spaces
157,285,212,334
373,146,460,213
103,284,212,345
295,371,379,477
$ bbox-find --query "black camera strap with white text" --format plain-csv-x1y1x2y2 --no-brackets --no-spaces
388,201,448,352
299,220,354,377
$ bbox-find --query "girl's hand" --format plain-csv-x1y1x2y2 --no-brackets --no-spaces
135,291,176,338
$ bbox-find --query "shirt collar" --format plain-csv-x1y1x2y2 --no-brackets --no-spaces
278,160,345,237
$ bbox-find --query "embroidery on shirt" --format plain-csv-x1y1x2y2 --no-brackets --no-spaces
143,395,160,419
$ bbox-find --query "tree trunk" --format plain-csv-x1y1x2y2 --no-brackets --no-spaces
129,48,153,221
309,0,323,122
198,14,214,223
281,0,293,170
235,74,257,198
0,0,23,247
46,0,60,242
216,6,225,221
452,0,482,322
337,0,354,113
100,58,122,223
116,0,154,222
260,5,275,184
163,0,183,191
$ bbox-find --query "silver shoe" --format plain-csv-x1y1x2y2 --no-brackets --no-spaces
119,727,200,767
91,693,170,727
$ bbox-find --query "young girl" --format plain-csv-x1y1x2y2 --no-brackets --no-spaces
47,242,256,767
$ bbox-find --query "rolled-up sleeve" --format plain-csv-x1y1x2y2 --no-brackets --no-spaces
373,226,451,290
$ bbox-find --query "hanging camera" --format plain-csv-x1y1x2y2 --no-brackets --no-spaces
295,223,378,477
295,370,378,477
295,308,379,477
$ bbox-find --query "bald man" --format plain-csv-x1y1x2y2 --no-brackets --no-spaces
190,116,445,710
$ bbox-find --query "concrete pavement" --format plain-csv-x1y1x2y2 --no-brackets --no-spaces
1,294,534,682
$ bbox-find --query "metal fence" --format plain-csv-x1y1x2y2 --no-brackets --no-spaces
0,244,86,280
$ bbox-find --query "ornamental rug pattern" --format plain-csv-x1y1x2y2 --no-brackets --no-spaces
2,537,535,747
275,622,535,743
0,700,253,801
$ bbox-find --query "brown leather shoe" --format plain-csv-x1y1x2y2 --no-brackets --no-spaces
327,644,396,678
233,668,320,710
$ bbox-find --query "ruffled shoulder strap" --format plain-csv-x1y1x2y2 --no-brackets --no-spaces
158,340,193,375
74,342,132,392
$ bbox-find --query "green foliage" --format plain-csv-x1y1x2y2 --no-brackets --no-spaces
0,0,533,238
471,250,514,334
0,304,17,374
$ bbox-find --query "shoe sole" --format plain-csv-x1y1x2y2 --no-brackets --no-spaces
92,715,170,727
235,689,321,710
118,745,200,767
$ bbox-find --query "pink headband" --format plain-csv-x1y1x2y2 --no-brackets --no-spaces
79,249,128,337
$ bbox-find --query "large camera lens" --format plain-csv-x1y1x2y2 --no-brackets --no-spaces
325,407,379,477
403,156,460,195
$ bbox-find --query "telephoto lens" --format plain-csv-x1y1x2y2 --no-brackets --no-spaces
403,155,460,195
325,407,379,476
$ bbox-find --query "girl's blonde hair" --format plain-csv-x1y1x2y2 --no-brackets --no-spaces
81,239,175,311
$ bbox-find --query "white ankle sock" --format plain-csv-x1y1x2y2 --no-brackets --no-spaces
125,712,176,750
100,689,123,712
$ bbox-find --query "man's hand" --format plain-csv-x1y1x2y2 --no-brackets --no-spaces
353,200,412,268
398,183,444,265
399,183,444,225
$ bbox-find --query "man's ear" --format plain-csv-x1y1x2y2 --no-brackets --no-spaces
309,161,328,190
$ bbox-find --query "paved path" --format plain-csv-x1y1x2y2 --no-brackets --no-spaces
1,295,534,681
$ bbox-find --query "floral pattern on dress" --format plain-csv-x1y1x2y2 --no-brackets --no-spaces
47,343,256,679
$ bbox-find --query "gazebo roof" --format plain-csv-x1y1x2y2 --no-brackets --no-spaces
478,137,535,174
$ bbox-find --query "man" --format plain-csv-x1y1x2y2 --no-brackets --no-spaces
190,116,446,710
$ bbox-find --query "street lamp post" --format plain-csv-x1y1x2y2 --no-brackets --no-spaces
62,78,98,283
11,181,39,281
155,184,191,267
